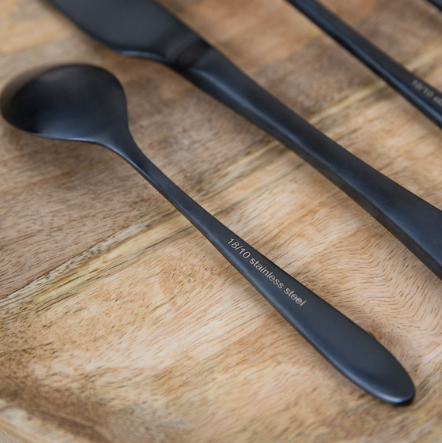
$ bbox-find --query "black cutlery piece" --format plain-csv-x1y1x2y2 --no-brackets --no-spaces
0,64,415,404
286,0,442,129
427,0,442,12
47,0,442,281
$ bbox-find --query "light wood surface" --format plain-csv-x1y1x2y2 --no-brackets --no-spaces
1,0,442,441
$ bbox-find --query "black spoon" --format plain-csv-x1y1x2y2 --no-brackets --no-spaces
0,64,415,405
285,0,442,130
46,0,442,282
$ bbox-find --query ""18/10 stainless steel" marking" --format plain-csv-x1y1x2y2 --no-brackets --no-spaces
411,79,442,108
228,238,307,307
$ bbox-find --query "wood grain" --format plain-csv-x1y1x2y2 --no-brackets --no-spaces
1,0,442,441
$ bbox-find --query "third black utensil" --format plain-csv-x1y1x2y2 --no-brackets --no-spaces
47,0,442,281
427,0,442,12
286,0,442,130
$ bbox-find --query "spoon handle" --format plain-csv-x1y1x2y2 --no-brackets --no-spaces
122,143,414,405
286,0,442,130
174,46,442,281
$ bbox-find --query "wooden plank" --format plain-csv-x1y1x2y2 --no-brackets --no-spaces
1,0,442,441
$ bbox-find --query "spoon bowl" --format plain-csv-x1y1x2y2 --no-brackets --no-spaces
0,64,415,405
1,65,129,145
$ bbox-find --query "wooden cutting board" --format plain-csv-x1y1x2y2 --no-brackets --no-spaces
1,0,442,441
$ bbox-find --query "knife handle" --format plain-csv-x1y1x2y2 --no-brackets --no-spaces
124,144,414,405
175,46,442,281
285,0,442,130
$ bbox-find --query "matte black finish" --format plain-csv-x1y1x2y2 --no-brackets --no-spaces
427,0,442,11
1,65,415,405
46,0,442,281
286,0,442,129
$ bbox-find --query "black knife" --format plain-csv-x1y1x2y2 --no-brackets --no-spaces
47,0,442,281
